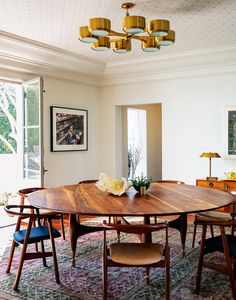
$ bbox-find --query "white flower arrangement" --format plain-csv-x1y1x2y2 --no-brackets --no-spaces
96,173,131,196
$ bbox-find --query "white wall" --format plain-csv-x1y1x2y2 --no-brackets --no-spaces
100,72,236,184
43,78,101,187
0,69,101,190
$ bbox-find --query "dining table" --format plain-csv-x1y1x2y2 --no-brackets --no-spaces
28,181,234,266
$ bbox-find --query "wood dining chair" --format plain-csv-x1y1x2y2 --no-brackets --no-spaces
18,187,66,240
102,221,170,300
192,185,236,248
4,204,61,290
195,218,236,299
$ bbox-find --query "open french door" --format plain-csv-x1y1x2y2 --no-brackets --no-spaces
21,77,44,187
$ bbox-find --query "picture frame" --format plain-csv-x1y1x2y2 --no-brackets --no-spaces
225,106,236,159
50,106,88,152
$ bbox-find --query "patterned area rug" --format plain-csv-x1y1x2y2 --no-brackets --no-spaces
0,220,233,300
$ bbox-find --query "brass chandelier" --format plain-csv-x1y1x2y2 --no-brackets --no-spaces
79,2,175,53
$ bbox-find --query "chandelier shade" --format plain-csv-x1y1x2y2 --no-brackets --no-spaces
148,19,169,37
79,26,98,43
89,18,111,36
78,2,175,54
123,15,146,34
142,38,160,52
113,39,131,53
157,30,175,46
92,37,110,51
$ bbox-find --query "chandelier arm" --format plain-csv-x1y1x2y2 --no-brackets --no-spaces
130,35,150,42
108,30,128,38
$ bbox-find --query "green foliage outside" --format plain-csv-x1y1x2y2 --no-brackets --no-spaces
0,83,17,154
24,86,40,152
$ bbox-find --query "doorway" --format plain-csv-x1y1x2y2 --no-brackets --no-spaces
0,78,44,197
121,104,162,181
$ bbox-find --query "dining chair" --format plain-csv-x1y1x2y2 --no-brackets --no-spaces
192,184,236,248
102,221,170,300
195,218,236,299
18,187,66,240
4,204,61,290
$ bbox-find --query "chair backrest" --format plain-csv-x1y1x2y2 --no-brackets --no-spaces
154,180,185,184
4,205,60,220
103,220,168,235
78,180,98,184
18,187,45,198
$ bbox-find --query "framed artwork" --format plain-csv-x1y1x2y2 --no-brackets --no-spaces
50,106,88,152
225,106,236,159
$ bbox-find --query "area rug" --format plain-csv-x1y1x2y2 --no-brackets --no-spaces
0,220,233,300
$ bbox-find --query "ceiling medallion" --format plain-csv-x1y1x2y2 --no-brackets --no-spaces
79,2,175,53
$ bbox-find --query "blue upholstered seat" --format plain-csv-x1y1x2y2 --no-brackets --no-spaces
14,226,61,244
205,235,236,257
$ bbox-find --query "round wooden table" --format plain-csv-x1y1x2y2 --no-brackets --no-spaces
28,182,234,265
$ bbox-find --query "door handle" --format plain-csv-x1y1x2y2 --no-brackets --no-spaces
43,168,48,175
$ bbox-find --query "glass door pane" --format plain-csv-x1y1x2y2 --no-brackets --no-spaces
22,78,43,187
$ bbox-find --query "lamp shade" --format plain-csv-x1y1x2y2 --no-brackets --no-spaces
200,152,221,158
148,19,169,37
79,26,97,43
89,18,111,36
113,39,131,53
142,38,160,52
123,15,146,34
157,30,175,46
91,37,110,51
200,152,221,179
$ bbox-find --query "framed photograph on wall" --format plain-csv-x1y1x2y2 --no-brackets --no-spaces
50,106,88,152
225,106,236,159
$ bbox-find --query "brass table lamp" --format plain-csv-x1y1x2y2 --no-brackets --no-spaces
200,152,221,180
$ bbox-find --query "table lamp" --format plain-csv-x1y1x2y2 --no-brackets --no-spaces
200,152,221,180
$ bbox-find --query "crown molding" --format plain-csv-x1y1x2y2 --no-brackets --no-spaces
1,30,236,87
0,30,105,86
102,45,236,86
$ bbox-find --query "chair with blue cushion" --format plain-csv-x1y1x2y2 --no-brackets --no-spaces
195,218,236,299
4,204,61,290
18,187,66,239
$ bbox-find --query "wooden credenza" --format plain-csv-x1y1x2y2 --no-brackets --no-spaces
196,179,236,212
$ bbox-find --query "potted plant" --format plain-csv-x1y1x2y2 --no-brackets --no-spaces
131,175,152,194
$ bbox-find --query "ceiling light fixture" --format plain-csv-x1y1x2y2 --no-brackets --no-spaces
78,2,175,54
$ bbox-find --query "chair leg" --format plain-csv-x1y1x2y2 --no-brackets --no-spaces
210,225,214,238
40,240,47,267
60,214,66,240
145,267,150,285
220,226,236,299
6,240,17,273
103,253,108,299
165,245,170,300
47,219,60,284
195,224,207,294
192,219,197,248
13,220,33,290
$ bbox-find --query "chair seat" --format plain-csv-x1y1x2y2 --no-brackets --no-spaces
205,235,236,257
197,211,232,221
110,243,163,265
14,226,61,244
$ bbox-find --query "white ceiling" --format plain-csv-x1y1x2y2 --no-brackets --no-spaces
0,0,236,64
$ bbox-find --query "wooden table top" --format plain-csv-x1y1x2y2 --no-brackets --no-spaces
28,182,235,217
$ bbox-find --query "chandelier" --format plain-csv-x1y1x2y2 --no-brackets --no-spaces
79,2,175,53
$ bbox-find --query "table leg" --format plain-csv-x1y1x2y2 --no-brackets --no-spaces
143,216,152,243
69,214,104,267
168,214,187,256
